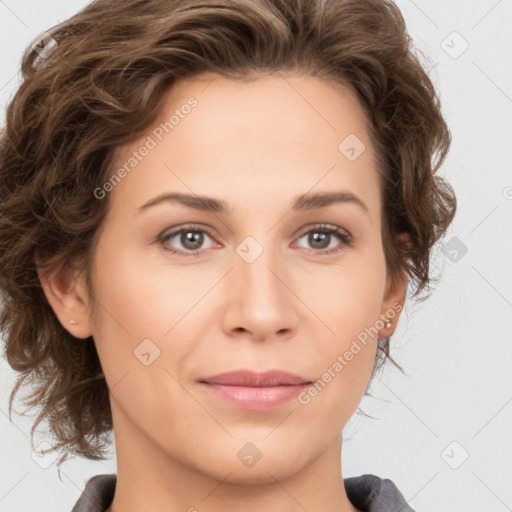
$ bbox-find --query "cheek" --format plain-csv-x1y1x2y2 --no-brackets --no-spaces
88,252,197,436
295,278,381,428
89,239,217,396
91,241,199,337
293,246,386,405
298,243,387,342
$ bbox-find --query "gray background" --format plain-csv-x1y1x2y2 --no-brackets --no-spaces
1,1,511,511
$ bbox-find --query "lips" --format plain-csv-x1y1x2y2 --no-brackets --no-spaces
199,369,311,386
198,369,312,411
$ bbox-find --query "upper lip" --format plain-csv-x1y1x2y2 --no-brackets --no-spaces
199,370,311,386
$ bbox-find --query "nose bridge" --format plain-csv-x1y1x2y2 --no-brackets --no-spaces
235,233,284,300
224,231,297,337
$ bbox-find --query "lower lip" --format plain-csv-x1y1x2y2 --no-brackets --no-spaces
200,383,309,410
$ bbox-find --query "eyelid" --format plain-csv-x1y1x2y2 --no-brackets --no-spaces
294,222,352,240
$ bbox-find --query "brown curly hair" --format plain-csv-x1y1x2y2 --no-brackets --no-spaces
0,0,456,467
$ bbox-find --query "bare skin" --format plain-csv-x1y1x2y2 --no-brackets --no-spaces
38,71,406,512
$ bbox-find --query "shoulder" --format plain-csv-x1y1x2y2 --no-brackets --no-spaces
71,474,116,512
344,473,417,512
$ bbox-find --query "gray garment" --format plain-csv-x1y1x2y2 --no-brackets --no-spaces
71,473,417,512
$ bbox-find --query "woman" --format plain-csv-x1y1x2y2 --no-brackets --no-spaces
0,0,456,510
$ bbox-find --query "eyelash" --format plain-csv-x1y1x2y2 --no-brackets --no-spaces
158,223,354,257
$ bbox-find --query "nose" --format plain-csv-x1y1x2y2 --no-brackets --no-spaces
220,239,299,342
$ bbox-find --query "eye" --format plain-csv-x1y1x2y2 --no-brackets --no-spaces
293,224,353,255
158,223,353,257
159,224,217,256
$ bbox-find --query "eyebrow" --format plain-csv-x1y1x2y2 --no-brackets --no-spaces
137,190,369,216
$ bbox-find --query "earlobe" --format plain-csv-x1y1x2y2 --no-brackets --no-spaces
378,273,407,337
36,259,93,339
379,233,410,337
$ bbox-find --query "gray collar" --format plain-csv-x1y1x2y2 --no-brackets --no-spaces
71,473,416,512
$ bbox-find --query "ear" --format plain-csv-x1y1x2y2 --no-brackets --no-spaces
378,232,410,337
36,256,94,339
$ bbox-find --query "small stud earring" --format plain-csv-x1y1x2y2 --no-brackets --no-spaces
384,318,392,329
68,320,77,325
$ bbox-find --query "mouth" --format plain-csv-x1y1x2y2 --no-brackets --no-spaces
198,369,312,410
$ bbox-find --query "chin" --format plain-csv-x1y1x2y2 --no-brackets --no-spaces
196,444,312,485
212,461,305,486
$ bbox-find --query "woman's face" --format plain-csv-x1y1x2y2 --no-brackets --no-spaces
78,72,404,482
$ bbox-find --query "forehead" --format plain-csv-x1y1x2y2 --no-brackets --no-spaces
107,71,380,221
164,71,372,154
